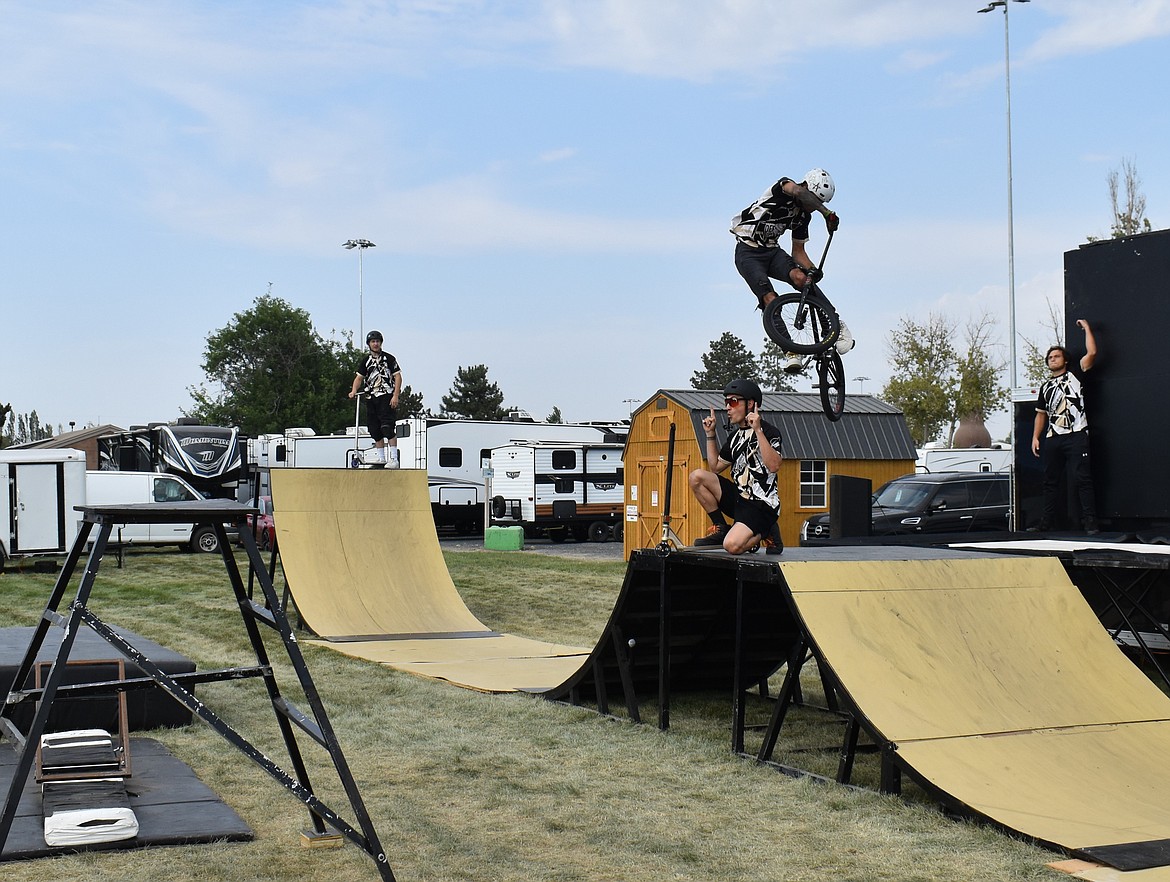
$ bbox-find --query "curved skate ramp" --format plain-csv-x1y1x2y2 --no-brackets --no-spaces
271,469,793,696
779,556,1170,863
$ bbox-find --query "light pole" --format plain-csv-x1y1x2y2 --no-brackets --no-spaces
853,376,870,394
342,239,376,340
978,0,1027,390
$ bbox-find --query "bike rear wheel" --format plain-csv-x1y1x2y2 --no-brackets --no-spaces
817,349,846,422
762,291,840,354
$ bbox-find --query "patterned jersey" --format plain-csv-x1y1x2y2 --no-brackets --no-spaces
718,420,784,511
357,351,400,398
1036,368,1089,435
730,178,812,248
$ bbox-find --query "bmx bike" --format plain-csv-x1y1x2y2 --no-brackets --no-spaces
760,232,846,422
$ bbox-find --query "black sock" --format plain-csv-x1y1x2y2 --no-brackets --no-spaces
708,511,727,527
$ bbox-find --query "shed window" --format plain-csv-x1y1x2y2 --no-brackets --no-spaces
800,460,827,508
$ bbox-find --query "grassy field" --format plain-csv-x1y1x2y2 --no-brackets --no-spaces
0,548,1064,882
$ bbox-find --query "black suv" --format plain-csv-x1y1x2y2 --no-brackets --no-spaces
800,472,1011,544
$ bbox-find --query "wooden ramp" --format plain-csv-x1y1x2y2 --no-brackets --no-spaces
778,556,1170,868
272,469,793,700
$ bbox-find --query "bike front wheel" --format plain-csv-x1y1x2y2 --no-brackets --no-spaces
762,292,840,354
817,349,846,422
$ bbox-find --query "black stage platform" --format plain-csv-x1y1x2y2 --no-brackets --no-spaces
0,626,195,731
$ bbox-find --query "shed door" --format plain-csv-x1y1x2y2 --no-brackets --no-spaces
12,463,67,553
633,456,690,549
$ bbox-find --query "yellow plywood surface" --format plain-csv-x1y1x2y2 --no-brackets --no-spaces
271,469,591,693
898,721,1170,850
778,558,1170,742
779,556,1170,858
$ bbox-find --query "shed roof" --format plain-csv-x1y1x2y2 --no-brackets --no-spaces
639,390,917,461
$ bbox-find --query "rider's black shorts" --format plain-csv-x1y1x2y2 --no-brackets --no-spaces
365,394,397,441
734,241,799,299
715,475,780,538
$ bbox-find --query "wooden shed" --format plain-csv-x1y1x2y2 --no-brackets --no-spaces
622,389,917,557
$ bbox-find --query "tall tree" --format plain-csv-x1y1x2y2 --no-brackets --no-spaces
691,332,759,390
756,339,802,392
4,409,54,446
397,384,428,419
1020,296,1066,387
882,313,960,446
187,294,358,436
546,406,564,424
1088,157,1152,241
882,311,1008,446
441,364,507,420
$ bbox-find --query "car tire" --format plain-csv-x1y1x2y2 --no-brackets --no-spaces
190,525,219,554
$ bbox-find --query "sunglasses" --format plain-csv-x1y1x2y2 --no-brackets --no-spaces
724,396,744,407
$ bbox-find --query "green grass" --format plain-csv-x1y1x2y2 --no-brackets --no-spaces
0,548,1062,881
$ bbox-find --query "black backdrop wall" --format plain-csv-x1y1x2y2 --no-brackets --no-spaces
1015,229,1170,531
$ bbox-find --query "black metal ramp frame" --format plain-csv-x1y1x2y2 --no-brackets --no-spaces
0,500,395,881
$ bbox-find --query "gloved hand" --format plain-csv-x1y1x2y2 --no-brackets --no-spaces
824,211,840,233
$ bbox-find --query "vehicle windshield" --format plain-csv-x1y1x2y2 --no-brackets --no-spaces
873,481,934,511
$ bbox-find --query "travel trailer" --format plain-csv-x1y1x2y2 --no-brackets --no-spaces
915,443,1012,474
396,417,627,534
489,440,625,542
0,449,87,568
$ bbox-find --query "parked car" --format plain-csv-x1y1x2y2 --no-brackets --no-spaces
800,472,1011,544
246,496,276,551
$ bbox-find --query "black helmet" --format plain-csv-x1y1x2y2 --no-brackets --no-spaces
366,329,383,344
723,378,762,406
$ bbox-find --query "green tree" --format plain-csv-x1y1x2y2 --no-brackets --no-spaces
1020,296,1066,387
0,402,12,447
756,339,802,392
397,384,428,419
883,312,1008,446
4,409,54,446
441,364,507,420
547,406,564,424
187,295,357,436
951,313,1010,438
691,332,759,390
882,313,960,446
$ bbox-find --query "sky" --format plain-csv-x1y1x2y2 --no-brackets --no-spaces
3,0,1168,442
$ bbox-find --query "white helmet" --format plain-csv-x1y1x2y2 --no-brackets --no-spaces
802,168,835,204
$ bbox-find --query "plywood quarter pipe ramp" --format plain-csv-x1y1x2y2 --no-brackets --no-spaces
270,469,793,698
778,556,1170,870
271,468,590,692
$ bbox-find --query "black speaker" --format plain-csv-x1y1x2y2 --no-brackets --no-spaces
830,475,872,539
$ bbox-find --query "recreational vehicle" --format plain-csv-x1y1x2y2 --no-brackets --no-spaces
0,448,87,568
395,417,627,534
489,441,625,542
97,420,245,500
915,443,1012,474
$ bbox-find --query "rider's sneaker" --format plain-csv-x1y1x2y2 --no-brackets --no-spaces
693,524,730,547
782,352,804,374
762,522,784,555
835,322,855,355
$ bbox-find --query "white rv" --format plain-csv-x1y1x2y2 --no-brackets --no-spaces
0,449,87,568
251,428,371,472
395,417,627,534
488,441,625,542
915,443,1012,474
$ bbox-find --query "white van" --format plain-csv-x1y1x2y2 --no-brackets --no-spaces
84,471,223,553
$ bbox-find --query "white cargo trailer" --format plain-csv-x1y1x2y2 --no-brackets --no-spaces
0,449,87,568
